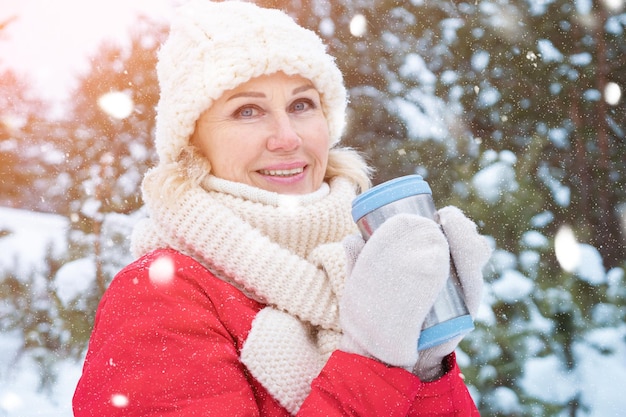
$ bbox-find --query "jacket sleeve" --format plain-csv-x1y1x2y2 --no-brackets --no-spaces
72,250,271,417
299,351,480,416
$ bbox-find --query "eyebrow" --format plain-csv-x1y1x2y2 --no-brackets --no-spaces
226,84,316,101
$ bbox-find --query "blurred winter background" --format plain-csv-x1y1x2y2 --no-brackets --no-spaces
1,0,625,416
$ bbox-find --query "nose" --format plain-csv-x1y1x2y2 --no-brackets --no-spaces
266,113,301,151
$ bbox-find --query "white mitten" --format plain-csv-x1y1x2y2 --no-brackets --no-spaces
413,206,492,381
438,206,492,317
339,213,450,370
342,233,365,278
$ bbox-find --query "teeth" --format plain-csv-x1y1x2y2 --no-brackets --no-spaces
260,167,303,177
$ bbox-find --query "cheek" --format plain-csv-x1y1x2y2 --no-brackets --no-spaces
308,120,331,157
207,142,240,172
206,129,263,177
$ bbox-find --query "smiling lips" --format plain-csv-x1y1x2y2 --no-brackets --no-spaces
259,167,304,177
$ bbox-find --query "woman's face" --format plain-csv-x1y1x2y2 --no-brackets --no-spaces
192,72,330,194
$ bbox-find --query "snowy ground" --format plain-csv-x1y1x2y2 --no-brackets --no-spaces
1,205,625,416
0,330,81,417
0,207,81,416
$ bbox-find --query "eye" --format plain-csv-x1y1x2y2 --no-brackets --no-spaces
290,98,315,113
234,105,261,119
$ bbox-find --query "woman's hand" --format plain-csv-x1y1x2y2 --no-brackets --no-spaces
339,207,491,379
438,206,491,318
339,213,450,370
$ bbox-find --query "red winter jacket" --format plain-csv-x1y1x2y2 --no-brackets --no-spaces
73,248,480,416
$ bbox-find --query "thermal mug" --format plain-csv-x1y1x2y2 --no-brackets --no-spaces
351,174,474,350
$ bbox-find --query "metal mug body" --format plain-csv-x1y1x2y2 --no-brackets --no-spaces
352,175,474,351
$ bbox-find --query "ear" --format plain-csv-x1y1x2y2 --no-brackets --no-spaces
179,145,213,183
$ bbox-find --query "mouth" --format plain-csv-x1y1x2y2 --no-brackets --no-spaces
258,167,304,177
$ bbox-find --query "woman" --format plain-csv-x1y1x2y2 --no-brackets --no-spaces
73,1,491,416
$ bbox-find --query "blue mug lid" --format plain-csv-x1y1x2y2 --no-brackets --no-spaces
351,175,432,221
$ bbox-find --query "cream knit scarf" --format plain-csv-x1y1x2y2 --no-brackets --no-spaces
131,174,358,414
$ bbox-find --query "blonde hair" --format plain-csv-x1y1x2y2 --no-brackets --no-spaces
142,145,372,202
325,147,372,192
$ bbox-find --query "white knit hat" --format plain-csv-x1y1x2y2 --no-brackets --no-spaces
155,0,347,165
